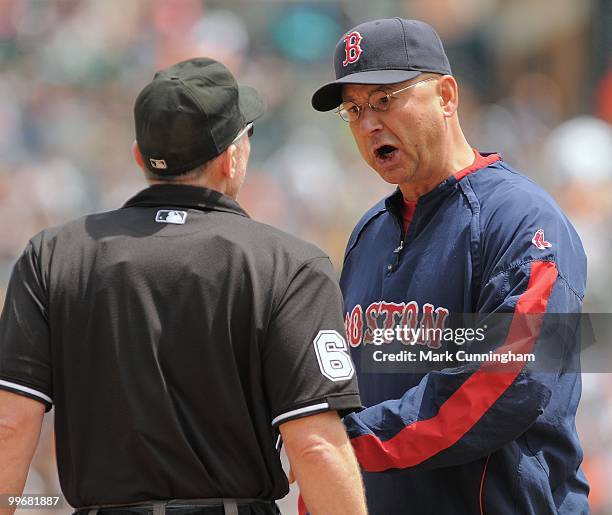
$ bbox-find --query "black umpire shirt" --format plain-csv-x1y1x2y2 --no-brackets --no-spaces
0,184,361,508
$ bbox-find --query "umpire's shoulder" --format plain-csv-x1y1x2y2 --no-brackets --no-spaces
25,212,103,259
233,217,339,293
239,216,330,263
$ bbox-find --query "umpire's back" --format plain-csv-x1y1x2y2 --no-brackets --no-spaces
23,184,356,508
0,57,363,515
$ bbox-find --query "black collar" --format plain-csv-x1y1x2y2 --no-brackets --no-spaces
122,184,250,218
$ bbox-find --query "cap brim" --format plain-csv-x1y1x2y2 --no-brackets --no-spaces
239,85,266,123
311,70,422,112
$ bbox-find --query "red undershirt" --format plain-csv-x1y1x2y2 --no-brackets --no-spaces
401,150,498,234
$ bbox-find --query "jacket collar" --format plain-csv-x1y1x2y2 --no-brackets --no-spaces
384,152,502,212
122,184,250,218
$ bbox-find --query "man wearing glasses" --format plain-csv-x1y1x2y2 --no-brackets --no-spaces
311,18,589,515
0,58,367,515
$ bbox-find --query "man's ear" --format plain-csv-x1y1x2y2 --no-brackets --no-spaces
439,75,459,118
132,141,145,169
221,143,238,180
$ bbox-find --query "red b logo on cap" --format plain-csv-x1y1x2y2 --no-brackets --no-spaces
343,31,363,66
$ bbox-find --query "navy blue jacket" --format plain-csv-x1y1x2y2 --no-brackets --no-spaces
341,155,589,514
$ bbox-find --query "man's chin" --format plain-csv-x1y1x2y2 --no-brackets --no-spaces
372,165,413,186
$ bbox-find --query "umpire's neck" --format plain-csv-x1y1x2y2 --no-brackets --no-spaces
132,139,250,201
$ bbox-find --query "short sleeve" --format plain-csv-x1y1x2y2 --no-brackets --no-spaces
263,257,361,427
0,240,53,410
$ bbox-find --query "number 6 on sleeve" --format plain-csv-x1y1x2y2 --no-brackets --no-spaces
313,330,355,381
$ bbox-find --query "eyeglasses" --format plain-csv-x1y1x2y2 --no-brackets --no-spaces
336,77,437,123
232,122,254,143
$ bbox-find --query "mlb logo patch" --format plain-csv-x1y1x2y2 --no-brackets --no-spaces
155,210,187,224
149,158,168,169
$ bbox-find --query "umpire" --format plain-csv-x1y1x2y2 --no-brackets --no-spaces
0,58,366,515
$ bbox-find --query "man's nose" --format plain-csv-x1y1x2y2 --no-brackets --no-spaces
356,104,384,134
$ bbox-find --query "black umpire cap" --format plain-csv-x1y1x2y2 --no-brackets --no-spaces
312,18,452,111
134,57,265,176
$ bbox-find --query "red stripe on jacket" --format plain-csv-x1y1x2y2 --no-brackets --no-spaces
351,260,558,472
298,494,308,515
401,151,499,234
454,152,501,181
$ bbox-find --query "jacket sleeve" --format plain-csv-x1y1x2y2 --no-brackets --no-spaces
344,194,586,472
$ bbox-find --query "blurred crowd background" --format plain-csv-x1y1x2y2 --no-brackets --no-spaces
1,0,611,513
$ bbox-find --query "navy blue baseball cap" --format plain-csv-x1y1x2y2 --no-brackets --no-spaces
312,18,452,111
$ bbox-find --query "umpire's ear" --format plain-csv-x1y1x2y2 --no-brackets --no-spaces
132,141,145,170
220,143,239,181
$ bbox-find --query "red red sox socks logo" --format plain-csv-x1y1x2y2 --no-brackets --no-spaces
345,301,450,349
532,229,552,250
343,31,363,66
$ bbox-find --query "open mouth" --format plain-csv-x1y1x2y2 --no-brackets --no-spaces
375,144,398,161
